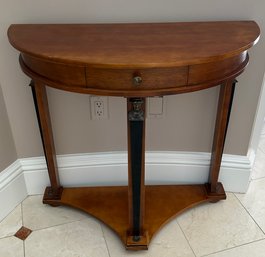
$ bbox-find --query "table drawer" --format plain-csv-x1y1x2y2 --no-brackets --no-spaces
86,67,188,91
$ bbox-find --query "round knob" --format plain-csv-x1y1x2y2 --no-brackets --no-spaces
133,76,142,86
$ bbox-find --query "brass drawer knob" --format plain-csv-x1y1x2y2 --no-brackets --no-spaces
133,76,142,86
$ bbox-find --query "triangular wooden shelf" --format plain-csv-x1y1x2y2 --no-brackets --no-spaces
43,184,225,249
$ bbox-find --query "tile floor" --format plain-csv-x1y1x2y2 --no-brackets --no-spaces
2,128,265,256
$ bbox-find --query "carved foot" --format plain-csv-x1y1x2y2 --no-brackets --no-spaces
126,231,149,250
205,183,226,203
43,186,63,204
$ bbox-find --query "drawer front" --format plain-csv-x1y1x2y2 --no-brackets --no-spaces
86,67,188,91
22,55,86,87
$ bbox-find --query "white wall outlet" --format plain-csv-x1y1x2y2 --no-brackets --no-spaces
90,96,108,120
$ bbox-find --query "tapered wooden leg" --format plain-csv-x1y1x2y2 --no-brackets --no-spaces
207,79,237,196
127,98,148,249
30,81,62,201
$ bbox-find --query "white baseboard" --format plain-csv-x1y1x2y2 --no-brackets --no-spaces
0,160,27,221
0,151,252,222
247,147,256,167
20,151,251,194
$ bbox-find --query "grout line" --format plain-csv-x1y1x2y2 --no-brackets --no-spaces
176,219,197,257
29,219,84,233
26,214,96,233
21,201,26,257
233,192,265,235
21,195,92,232
257,146,265,155
0,201,24,225
0,234,15,240
100,224,112,257
201,238,265,257
0,235,26,257
21,201,24,226
23,240,26,257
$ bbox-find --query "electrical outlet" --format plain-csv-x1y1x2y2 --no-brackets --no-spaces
90,96,108,120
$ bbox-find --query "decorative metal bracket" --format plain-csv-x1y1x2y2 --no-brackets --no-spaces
128,98,145,121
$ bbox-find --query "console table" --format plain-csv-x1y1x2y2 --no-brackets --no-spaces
8,21,260,250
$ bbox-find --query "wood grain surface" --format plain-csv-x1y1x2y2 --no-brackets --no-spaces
8,21,260,68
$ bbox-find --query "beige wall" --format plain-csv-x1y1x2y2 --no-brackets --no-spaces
1,0,265,158
0,85,17,171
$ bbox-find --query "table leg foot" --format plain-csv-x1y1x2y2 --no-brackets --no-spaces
126,231,149,250
205,182,226,203
43,186,63,202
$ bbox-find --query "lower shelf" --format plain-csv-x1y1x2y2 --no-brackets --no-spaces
43,183,226,250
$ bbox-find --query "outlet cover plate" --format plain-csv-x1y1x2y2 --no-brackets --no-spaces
90,96,108,120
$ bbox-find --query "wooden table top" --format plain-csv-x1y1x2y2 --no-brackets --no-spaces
8,21,260,69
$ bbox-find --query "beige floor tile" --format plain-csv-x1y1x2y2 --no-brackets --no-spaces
0,236,24,257
206,239,265,257
236,178,265,233
25,219,109,257
22,195,88,230
102,220,195,257
0,204,22,239
258,134,265,151
251,126,265,179
177,193,264,257
251,148,265,179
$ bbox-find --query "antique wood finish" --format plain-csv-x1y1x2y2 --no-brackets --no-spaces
8,22,259,97
8,22,259,67
43,184,222,248
30,82,62,200
8,21,260,250
208,80,237,193
23,55,86,88
188,53,247,85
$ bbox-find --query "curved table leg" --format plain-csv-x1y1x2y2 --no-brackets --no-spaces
30,81,62,201
207,79,237,197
